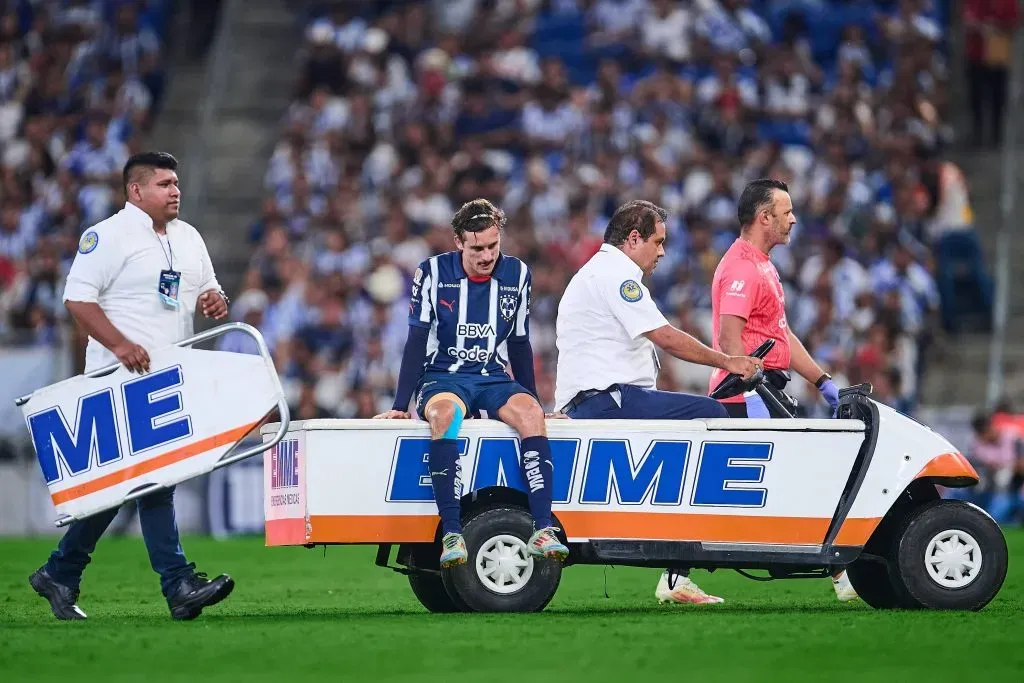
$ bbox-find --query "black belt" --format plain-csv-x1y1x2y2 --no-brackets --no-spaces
563,384,620,414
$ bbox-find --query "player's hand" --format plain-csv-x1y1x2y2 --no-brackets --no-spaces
199,290,228,320
724,355,762,381
545,411,570,419
374,409,410,419
113,340,150,374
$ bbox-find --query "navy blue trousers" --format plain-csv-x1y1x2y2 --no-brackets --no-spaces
564,384,728,420
45,487,193,597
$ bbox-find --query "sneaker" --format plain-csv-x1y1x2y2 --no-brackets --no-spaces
29,567,87,620
527,527,569,562
655,571,724,605
440,532,468,568
832,570,859,602
166,571,235,620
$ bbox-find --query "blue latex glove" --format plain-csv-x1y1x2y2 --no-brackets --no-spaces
819,379,840,415
745,393,770,418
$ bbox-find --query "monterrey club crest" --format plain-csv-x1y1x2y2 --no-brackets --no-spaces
499,294,517,321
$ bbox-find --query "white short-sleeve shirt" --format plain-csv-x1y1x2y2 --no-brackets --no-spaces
554,244,668,410
63,202,221,372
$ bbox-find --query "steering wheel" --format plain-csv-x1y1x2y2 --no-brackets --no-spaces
709,339,775,400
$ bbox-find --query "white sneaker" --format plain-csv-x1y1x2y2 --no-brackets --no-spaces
832,570,859,602
655,571,724,605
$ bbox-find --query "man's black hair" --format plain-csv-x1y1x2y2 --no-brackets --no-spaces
451,198,506,241
737,178,789,229
603,200,668,246
123,151,178,190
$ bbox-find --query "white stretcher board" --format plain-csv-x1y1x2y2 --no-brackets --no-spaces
16,323,290,527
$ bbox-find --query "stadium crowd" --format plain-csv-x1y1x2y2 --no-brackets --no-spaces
0,2,1006,466
219,0,992,424
0,0,169,346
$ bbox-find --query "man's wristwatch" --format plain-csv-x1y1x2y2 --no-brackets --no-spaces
815,373,832,389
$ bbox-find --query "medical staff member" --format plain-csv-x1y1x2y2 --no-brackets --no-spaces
709,177,856,602
29,152,236,621
554,199,760,605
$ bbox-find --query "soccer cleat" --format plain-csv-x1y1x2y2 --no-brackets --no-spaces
527,527,569,562
29,567,87,620
655,571,725,605
832,570,859,602
166,571,235,620
440,532,468,568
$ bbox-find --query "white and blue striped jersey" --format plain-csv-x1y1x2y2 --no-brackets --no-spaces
409,251,531,376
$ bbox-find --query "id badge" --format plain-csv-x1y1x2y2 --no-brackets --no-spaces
158,269,181,309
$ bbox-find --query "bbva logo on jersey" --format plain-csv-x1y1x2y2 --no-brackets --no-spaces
26,366,194,485
457,323,495,338
387,436,773,508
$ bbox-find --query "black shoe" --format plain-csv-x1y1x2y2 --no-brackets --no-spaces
29,567,87,620
166,572,235,621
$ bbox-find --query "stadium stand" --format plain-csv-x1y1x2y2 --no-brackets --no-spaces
0,0,171,348
222,0,988,422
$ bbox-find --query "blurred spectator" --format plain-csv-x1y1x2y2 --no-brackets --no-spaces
963,0,1019,147
962,411,1024,524
237,1,982,422
0,1,171,349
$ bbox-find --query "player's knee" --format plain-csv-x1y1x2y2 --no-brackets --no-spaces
426,401,458,437
517,398,546,435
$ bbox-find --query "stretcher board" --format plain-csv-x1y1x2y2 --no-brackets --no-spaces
16,323,290,527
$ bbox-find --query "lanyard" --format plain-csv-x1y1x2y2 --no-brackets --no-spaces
156,231,174,270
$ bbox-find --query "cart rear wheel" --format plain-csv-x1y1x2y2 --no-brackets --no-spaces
441,506,562,612
405,544,467,613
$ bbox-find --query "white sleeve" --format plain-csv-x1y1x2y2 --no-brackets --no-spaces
62,229,123,303
195,229,221,293
603,276,668,339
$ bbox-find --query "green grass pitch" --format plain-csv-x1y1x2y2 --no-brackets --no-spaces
2,531,1022,682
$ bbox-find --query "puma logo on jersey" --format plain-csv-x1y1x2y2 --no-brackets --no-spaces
439,299,455,312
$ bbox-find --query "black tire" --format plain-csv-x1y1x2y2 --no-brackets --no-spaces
893,500,1008,611
846,557,903,609
405,544,467,613
441,506,562,612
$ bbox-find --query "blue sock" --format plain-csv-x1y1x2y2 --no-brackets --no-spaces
429,439,462,534
520,436,554,529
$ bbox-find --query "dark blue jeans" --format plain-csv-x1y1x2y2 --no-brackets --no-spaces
565,384,728,420
935,231,994,332
45,487,193,597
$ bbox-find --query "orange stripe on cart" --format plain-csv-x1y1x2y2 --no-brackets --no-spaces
294,512,882,546
50,421,259,505
832,517,882,546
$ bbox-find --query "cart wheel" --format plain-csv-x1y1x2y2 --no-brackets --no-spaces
845,557,902,609
441,506,562,612
405,544,468,613
893,500,1008,611
846,524,920,610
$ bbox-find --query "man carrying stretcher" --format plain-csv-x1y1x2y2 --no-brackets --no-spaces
374,199,568,568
